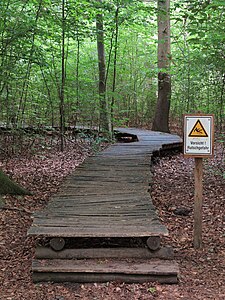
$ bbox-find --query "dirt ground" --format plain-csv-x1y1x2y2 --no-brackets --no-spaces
0,138,224,300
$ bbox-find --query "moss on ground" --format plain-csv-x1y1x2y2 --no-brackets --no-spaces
0,170,31,196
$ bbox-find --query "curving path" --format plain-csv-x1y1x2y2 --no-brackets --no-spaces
28,128,182,283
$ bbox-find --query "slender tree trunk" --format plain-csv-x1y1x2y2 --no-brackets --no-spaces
105,30,114,89
111,6,119,132
60,0,66,151
96,0,110,135
74,29,80,128
152,0,171,133
17,0,43,125
219,73,225,132
39,66,54,127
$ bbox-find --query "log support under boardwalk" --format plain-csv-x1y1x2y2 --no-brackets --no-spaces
49,238,65,251
146,236,161,251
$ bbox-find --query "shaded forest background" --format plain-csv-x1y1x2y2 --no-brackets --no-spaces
0,0,224,137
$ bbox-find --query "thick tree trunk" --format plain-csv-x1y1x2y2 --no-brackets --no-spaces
152,0,171,133
96,0,110,135
0,169,31,196
152,72,171,132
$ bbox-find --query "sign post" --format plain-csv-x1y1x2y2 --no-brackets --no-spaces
194,157,203,249
183,114,214,249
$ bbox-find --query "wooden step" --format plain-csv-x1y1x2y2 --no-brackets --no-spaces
32,259,179,284
35,246,174,260
28,224,168,237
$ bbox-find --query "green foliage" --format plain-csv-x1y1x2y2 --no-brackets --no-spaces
217,133,225,178
148,287,157,295
170,0,225,130
0,0,158,129
0,196,5,208
0,0,224,131
91,135,110,153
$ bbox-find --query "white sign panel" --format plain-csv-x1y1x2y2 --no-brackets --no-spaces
184,115,214,157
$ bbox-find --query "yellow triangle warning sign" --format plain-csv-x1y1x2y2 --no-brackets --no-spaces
189,120,208,137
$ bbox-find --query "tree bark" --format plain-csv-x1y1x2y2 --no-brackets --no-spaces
111,6,119,133
96,0,110,135
60,0,66,151
152,0,171,133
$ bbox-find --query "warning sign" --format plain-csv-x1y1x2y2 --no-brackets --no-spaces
188,120,208,137
183,114,214,157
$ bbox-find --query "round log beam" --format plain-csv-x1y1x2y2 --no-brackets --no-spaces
49,238,65,251
146,236,161,251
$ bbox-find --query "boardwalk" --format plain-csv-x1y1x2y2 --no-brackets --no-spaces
28,128,182,283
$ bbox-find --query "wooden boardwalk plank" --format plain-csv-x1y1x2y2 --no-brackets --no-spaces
32,259,179,283
28,128,181,238
28,129,182,283
28,225,169,237
32,259,179,275
35,246,174,260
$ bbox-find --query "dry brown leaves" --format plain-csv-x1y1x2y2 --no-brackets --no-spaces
151,143,225,300
0,138,224,300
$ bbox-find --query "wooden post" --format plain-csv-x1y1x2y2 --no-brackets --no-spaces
194,158,203,249
184,114,214,249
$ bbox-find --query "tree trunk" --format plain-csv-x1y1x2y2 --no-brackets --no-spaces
96,0,110,135
111,6,119,133
219,74,225,132
0,169,31,196
17,0,43,125
152,0,171,133
75,29,80,128
60,0,66,151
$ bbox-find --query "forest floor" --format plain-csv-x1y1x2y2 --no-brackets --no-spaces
0,134,224,300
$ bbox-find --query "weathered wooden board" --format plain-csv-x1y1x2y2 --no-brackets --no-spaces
32,259,179,283
28,128,181,239
28,225,169,237
35,246,174,260
33,259,178,274
33,272,178,284
28,128,181,283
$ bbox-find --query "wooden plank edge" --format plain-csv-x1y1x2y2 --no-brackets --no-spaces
152,142,182,159
32,272,178,284
32,259,179,275
35,246,174,260
27,227,169,237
